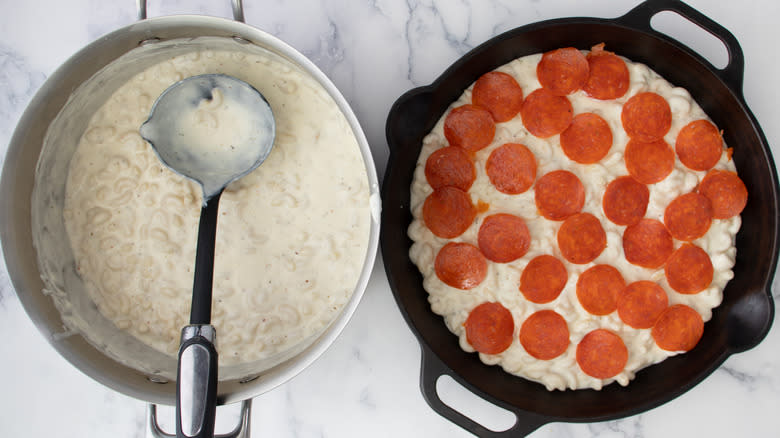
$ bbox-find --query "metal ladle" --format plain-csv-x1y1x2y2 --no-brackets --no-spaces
140,74,275,438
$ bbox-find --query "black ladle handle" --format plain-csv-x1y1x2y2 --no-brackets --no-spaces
190,192,222,325
176,191,223,438
615,0,745,93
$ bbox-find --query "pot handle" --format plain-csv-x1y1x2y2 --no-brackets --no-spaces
614,0,745,93
149,399,253,438
419,343,548,437
136,0,246,23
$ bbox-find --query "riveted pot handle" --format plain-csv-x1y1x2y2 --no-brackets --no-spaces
136,0,246,23
615,0,745,94
419,343,548,437
149,399,253,438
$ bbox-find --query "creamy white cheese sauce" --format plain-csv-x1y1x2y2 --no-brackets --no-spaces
408,52,740,390
55,45,371,368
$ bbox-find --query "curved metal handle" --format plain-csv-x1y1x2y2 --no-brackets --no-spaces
137,0,246,22
149,399,253,438
137,0,147,21
615,0,745,93
419,344,548,437
231,0,245,23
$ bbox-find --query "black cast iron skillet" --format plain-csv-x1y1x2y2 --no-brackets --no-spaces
381,0,778,436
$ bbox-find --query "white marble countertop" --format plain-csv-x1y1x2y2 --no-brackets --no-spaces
1,0,779,437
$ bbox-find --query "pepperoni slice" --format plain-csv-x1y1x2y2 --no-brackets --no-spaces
443,104,496,153
623,218,674,269
472,71,525,122
486,143,537,194
422,186,476,238
663,192,713,241
583,44,630,100
464,302,514,354
519,310,570,360
424,146,476,191
576,264,626,316
602,176,649,226
621,92,672,142
519,255,568,304
617,280,668,329
560,112,613,164
534,170,585,221
665,243,714,294
435,242,487,290
478,213,531,263
557,213,606,264
537,47,589,96
520,88,573,138
652,304,704,352
576,329,628,379
624,138,675,185
676,120,723,171
698,170,748,219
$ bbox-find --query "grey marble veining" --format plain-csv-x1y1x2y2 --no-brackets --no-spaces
0,258,11,304
592,415,646,438
0,46,45,150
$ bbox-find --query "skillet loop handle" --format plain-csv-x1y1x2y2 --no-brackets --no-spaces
419,343,547,437
136,0,246,23
616,0,745,93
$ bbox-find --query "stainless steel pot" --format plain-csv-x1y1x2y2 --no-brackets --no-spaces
0,1,380,435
